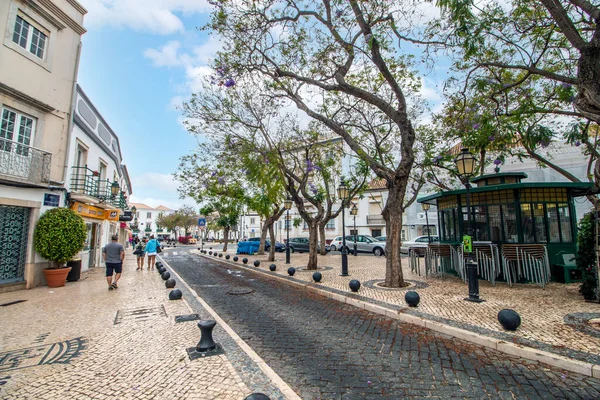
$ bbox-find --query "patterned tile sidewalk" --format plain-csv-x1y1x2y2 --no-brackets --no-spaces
203,249,600,368
0,252,283,400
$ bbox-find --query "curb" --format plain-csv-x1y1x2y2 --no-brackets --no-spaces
202,253,600,379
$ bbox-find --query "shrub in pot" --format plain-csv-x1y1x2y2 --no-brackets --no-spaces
34,207,87,287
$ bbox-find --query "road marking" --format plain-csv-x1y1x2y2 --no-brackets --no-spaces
172,251,178,256
158,257,301,400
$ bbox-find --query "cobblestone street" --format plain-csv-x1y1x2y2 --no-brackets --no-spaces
166,249,600,399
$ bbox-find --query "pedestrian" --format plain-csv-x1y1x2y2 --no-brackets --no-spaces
145,235,159,270
103,234,125,291
134,238,146,270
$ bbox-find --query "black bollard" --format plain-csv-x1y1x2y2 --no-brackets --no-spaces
242,258,248,264
405,291,420,307
254,260,260,267
244,394,271,400
465,260,484,302
287,267,296,276
233,256,239,262
225,255,230,260
312,272,322,283
165,278,176,288
498,309,521,331
169,289,182,300
219,253,223,257
349,279,361,292
269,264,276,271
161,271,171,280
196,320,217,352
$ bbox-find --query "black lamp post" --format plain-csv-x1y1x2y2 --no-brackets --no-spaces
350,203,358,257
337,182,349,276
284,196,293,264
454,148,483,302
422,203,431,244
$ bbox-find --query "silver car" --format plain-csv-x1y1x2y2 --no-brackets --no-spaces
331,235,386,256
400,235,439,254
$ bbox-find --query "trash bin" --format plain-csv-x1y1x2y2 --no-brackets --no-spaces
66,258,82,282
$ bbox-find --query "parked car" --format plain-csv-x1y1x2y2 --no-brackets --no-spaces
329,235,386,256
375,236,386,242
286,237,326,253
400,235,439,254
247,238,285,252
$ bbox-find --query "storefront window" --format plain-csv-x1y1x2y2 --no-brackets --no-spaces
473,205,489,241
521,203,535,243
488,205,503,242
558,203,572,242
547,203,560,243
502,204,518,242
533,203,547,243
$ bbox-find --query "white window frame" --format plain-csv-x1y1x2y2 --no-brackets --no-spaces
3,2,55,71
1,106,36,155
12,14,48,59
146,212,152,219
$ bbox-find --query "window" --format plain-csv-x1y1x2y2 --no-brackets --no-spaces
250,217,256,225
326,219,335,230
1,108,35,155
371,229,382,237
146,212,152,219
350,229,358,236
12,15,47,59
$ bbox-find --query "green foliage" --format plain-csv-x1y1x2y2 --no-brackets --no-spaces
34,207,87,268
576,211,598,301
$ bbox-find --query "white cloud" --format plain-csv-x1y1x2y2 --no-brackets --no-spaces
80,0,212,35
134,172,180,192
130,173,197,210
144,41,191,67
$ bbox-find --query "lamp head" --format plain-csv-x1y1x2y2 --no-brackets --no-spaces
454,148,476,178
421,203,430,212
350,204,358,215
131,206,137,214
283,196,293,210
111,180,120,197
337,181,349,200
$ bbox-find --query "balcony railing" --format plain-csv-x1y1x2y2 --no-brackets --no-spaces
0,137,51,184
70,166,129,210
366,215,385,225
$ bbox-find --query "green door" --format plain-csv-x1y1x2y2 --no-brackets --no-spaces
0,205,30,284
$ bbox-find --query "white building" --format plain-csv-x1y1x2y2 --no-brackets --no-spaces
65,85,133,271
129,203,174,240
0,0,87,291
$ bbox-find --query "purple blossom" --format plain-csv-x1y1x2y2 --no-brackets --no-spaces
488,135,495,141
561,83,572,90
335,9,343,18
211,171,218,177
569,95,576,103
218,177,225,184
540,138,550,148
493,158,502,165
224,78,236,87
306,159,321,172
575,141,581,147
433,155,443,164
472,123,480,130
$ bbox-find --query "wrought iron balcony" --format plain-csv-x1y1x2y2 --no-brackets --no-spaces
0,137,51,184
70,166,100,202
366,214,385,225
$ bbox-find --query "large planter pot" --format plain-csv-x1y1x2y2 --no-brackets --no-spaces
66,259,82,282
44,267,72,288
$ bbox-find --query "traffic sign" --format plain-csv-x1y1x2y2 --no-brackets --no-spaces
198,218,206,227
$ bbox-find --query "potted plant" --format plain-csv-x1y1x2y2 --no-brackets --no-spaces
34,207,87,287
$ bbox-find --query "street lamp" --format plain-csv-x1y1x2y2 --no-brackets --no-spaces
454,148,483,302
284,196,293,264
337,182,349,276
350,203,358,257
111,180,120,197
422,203,432,244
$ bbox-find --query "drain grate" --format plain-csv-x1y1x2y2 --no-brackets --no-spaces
175,314,201,323
114,305,167,325
0,300,27,307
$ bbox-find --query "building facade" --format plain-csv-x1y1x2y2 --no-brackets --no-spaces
0,0,87,291
129,203,174,240
65,85,133,272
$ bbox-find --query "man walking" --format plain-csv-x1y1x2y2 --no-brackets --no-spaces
103,234,125,291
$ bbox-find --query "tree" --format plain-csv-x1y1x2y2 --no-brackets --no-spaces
199,202,240,252
433,0,600,195
206,0,433,286
156,212,178,237
180,77,368,269
174,206,199,238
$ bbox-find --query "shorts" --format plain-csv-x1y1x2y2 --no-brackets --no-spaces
136,253,145,259
105,262,123,277
146,252,157,256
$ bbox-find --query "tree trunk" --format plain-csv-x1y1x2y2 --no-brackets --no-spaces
383,184,406,287
257,222,269,255
268,224,276,262
318,223,327,255
307,222,319,270
223,226,230,252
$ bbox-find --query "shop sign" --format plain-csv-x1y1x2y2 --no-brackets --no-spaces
71,202,120,221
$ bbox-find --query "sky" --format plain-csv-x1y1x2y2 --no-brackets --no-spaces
76,0,219,210
75,1,446,211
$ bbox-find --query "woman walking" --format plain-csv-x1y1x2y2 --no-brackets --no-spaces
135,237,147,270
145,235,159,270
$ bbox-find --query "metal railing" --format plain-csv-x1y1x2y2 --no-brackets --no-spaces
366,215,385,225
0,137,51,184
70,166,99,197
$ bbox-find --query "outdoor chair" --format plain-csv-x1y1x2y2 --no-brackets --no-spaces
408,246,427,276
501,244,551,288
463,243,501,286
426,243,465,280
